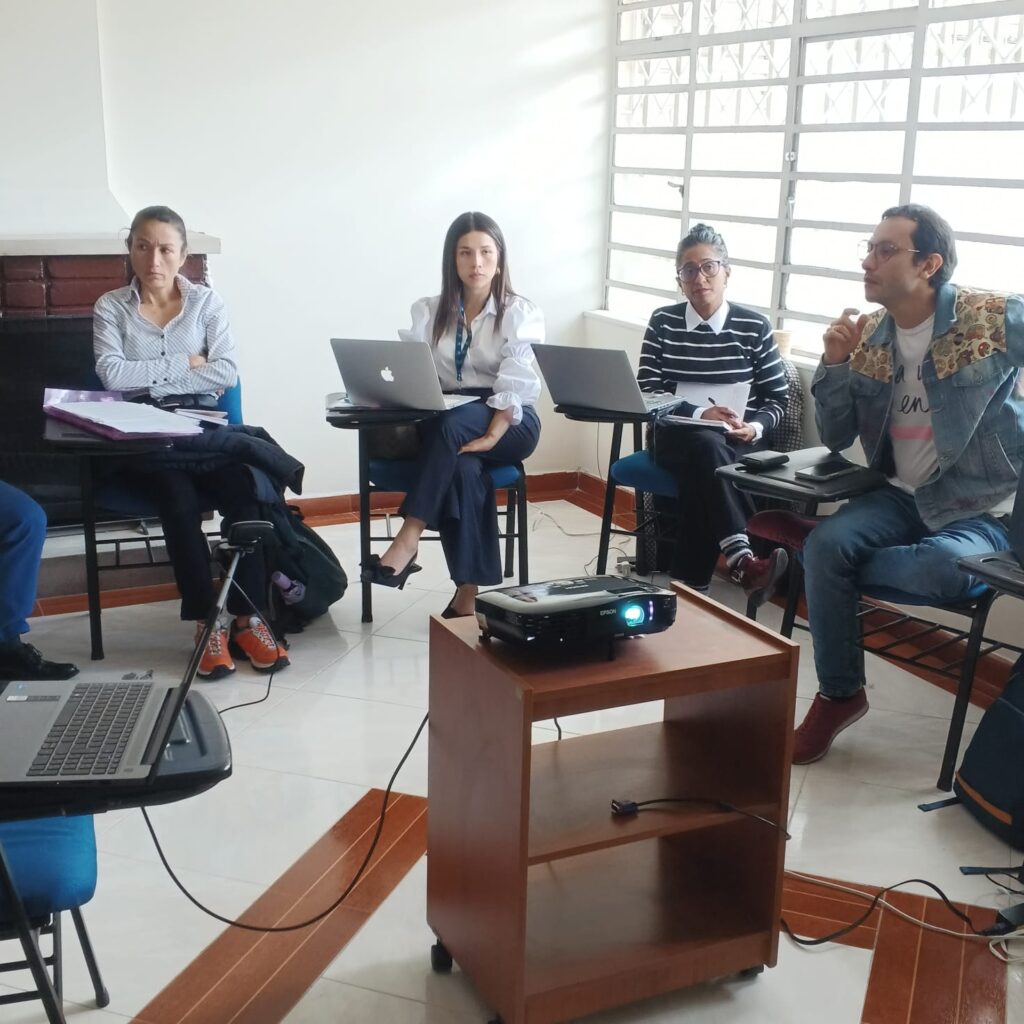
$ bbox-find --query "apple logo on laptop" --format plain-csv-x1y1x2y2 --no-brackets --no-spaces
380,366,395,383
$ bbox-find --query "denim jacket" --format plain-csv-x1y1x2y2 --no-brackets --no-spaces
811,283,1024,530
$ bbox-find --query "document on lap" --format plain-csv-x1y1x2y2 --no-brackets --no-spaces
659,414,729,430
43,388,202,440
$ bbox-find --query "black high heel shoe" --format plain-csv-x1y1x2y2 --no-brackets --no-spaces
441,600,473,619
360,553,422,590
440,598,471,618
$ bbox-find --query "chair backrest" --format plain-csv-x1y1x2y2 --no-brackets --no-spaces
217,379,243,424
765,357,804,453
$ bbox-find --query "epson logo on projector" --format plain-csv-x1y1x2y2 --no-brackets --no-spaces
599,608,616,616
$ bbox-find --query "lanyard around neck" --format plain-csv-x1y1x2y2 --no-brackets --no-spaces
454,300,474,384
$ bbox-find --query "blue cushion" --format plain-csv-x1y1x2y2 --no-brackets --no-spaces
217,380,243,425
0,816,97,921
369,460,521,491
610,451,678,498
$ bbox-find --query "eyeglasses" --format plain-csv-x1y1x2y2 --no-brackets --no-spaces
677,259,725,282
858,239,920,263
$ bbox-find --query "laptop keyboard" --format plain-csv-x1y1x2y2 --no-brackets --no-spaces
643,392,680,411
28,682,151,777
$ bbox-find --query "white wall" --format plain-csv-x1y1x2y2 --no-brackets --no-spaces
94,0,611,495
0,0,127,232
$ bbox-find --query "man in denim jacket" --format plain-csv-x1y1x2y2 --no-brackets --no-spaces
794,204,1023,764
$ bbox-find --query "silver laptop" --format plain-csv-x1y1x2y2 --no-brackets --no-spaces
0,664,195,787
330,339,479,412
533,344,681,416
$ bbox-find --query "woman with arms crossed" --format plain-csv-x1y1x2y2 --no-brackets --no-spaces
362,211,543,617
93,205,289,678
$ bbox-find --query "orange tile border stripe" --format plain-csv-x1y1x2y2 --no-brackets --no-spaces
130,789,427,1024
124,815,1008,1024
783,873,1007,1024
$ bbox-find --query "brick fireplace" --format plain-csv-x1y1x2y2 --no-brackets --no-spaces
0,251,209,317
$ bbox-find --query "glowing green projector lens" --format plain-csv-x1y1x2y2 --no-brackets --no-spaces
622,604,645,627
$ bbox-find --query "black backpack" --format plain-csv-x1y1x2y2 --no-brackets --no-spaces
263,504,347,634
953,653,1024,850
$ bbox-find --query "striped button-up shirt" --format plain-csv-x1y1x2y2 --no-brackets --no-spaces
93,275,238,398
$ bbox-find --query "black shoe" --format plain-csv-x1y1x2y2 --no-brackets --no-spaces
360,553,422,590
441,600,473,619
0,642,79,681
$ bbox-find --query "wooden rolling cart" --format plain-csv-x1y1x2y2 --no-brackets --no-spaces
427,587,799,1024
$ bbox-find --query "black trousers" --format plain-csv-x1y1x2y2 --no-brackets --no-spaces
652,423,763,586
128,464,267,621
400,400,541,586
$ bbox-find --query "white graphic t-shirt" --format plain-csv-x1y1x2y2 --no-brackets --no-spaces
890,316,937,492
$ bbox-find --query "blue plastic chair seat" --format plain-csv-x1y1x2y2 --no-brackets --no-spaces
368,459,522,492
0,817,97,921
609,451,678,498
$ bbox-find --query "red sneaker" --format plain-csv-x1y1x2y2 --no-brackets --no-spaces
229,616,290,673
792,690,869,764
731,548,788,608
196,625,235,681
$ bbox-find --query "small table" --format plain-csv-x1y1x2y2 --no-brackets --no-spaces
325,396,439,622
716,446,887,516
717,447,886,634
43,419,169,660
553,406,652,574
427,590,799,1024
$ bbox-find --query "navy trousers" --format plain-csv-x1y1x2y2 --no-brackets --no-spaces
0,482,46,646
400,401,540,586
126,464,268,621
652,423,763,586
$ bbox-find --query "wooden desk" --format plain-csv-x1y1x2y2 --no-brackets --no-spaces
427,587,799,1024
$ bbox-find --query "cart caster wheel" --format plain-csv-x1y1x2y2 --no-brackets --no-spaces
431,941,453,973
739,964,764,979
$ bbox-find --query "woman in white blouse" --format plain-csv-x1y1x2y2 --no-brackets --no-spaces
362,212,544,617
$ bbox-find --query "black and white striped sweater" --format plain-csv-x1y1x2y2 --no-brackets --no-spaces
637,301,788,432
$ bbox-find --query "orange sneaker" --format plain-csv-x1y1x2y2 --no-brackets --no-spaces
196,625,235,680
229,616,290,673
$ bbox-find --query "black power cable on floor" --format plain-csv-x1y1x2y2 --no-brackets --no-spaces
142,712,428,933
782,876,998,945
212,578,281,716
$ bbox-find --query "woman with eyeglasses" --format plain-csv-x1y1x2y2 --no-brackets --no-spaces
361,211,543,618
636,222,790,603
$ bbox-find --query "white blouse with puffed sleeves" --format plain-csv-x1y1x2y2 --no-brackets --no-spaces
398,294,544,424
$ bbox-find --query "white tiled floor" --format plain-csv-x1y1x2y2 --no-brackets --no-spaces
7,501,1023,1022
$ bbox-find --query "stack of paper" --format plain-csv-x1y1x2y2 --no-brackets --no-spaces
44,400,203,440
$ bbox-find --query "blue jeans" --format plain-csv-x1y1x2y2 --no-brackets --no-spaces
803,485,1009,698
0,482,47,646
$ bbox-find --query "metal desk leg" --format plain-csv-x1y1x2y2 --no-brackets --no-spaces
80,455,104,660
0,841,66,1024
596,422,624,576
358,431,373,624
